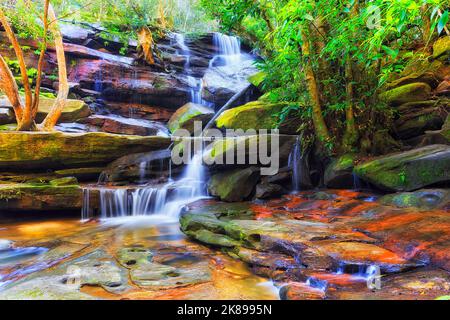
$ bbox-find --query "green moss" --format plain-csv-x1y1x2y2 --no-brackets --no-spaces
215,101,288,131
379,83,432,106
433,36,450,59
354,145,450,191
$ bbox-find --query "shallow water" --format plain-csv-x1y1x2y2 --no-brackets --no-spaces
0,217,279,300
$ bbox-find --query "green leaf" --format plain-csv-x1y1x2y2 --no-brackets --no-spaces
438,10,448,34
381,45,399,59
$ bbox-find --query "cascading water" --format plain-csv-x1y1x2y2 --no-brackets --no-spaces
288,136,302,192
212,32,241,65
81,32,254,222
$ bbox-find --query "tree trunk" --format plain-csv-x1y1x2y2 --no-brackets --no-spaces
0,54,23,124
300,27,331,147
39,4,68,131
32,0,49,118
0,8,33,130
343,59,358,150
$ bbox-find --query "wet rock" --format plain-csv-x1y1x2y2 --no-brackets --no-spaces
189,229,240,247
328,268,450,300
168,103,214,134
324,154,356,189
208,167,260,202
202,57,257,106
279,282,326,300
380,83,432,106
70,250,127,292
0,97,91,123
0,276,96,300
0,183,82,212
78,115,169,136
255,183,283,199
60,22,94,44
235,247,297,269
380,189,450,209
314,242,420,273
117,247,153,267
0,132,171,170
0,107,14,125
102,149,172,183
354,144,450,191
101,101,173,122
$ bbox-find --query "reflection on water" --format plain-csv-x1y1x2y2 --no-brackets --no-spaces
0,217,279,300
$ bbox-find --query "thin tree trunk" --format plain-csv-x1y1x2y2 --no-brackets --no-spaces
343,2,359,150
32,0,50,118
0,54,23,124
421,4,431,46
39,4,68,131
300,27,331,146
0,8,33,130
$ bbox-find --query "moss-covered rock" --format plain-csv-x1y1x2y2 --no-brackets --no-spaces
380,189,450,209
324,154,357,188
208,167,260,202
380,83,432,106
215,100,290,131
167,103,214,134
354,144,450,191
0,96,91,123
0,132,170,170
0,183,82,211
433,36,450,60
202,134,297,169
49,177,78,186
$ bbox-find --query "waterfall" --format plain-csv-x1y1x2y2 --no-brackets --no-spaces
212,33,241,65
288,136,302,192
81,150,207,220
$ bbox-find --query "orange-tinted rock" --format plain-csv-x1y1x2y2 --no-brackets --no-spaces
280,282,326,300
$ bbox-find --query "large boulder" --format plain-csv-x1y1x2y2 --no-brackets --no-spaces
0,96,91,123
215,100,298,133
354,144,450,191
168,103,214,134
0,132,170,170
380,82,432,106
208,167,260,202
324,154,357,189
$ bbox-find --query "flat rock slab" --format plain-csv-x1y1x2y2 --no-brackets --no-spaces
0,132,171,170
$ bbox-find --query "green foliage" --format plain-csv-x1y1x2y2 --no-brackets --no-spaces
199,0,449,153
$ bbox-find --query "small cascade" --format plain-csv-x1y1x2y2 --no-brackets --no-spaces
94,60,104,93
99,188,128,218
212,33,241,65
288,136,302,192
82,150,208,220
81,188,92,221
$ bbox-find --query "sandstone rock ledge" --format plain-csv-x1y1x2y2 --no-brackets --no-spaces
0,132,171,170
